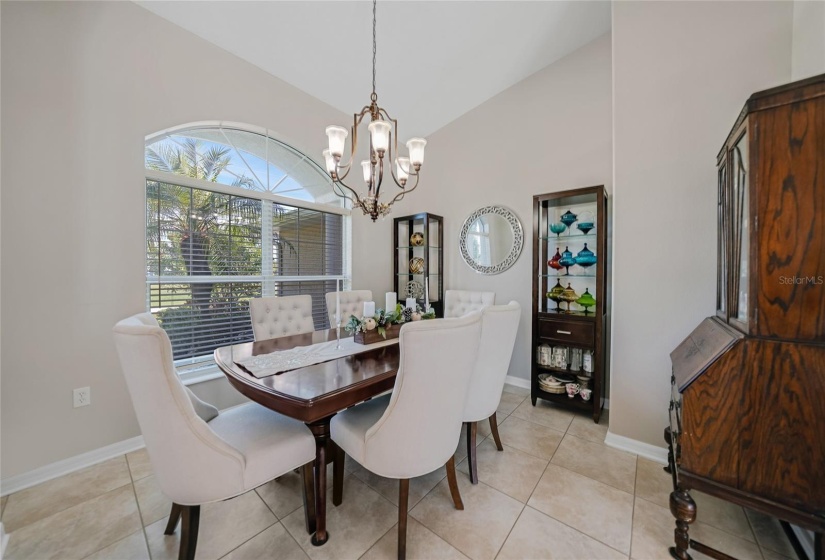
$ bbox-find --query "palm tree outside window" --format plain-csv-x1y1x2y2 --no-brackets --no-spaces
145,123,349,375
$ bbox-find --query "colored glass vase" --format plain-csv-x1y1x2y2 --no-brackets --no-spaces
548,248,563,271
558,246,576,275
575,243,597,268
549,222,567,237
547,279,565,312
560,209,578,227
576,210,595,234
560,283,579,313
576,288,596,314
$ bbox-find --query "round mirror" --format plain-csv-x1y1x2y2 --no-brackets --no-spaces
459,206,523,274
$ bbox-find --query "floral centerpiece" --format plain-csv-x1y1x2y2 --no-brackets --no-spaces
345,303,436,344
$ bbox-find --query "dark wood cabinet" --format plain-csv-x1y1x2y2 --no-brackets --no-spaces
531,186,609,423
668,74,825,560
393,213,444,317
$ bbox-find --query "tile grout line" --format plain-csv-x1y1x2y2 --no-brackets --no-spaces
520,451,634,558
548,433,637,495
125,451,155,560
492,502,527,560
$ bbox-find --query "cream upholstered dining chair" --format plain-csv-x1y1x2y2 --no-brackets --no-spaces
330,312,483,560
113,313,316,560
249,294,314,341
325,289,373,326
444,289,495,318
463,301,521,484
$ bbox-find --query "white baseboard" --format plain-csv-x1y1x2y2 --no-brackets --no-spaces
505,376,610,409
505,375,530,390
605,430,668,464
0,436,145,497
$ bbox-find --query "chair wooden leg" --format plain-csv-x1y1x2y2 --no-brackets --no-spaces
466,421,478,484
333,442,345,507
179,505,200,560
301,462,317,535
445,456,464,510
489,413,504,451
398,479,410,560
164,503,183,535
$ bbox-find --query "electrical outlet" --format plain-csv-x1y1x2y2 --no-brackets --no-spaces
73,387,91,408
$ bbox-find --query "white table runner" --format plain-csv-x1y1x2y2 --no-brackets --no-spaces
236,336,399,378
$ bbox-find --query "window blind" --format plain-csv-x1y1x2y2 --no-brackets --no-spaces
147,180,344,362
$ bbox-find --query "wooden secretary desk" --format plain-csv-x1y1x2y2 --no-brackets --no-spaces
667,74,825,560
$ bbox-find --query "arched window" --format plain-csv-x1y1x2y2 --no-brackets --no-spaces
145,123,349,376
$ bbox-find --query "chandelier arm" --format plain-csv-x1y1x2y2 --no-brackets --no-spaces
332,107,373,174
387,172,420,206
374,156,385,198
333,178,365,207
330,181,355,204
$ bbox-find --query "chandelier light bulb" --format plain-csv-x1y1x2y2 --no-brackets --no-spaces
322,149,336,175
361,160,373,185
326,125,348,158
368,120,392,155
406,138,427,167
396,157,410,184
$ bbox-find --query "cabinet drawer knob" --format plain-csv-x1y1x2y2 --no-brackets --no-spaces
557,330,571,335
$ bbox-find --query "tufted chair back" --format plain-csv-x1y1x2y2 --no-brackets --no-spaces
325,290,373,325
444,290,496,318
113,314,246,505
249,295,315,341
361,312,482,478
464,301,522,422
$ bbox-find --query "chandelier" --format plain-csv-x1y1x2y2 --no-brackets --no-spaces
323,0,426,221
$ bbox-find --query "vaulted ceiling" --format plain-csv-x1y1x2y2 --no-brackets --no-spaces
137,1,611,137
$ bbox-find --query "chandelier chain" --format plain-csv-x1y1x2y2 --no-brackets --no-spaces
371,0,377,101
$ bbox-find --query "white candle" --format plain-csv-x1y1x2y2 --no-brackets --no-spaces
385,292,397,313
424,277,429,311
335,279,340,325
363,301,376,318
406,297,416,310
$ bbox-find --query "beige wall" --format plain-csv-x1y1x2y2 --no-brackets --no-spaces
353,34,614,384
609,1,793,448
792,0,825,80
0,1,346,479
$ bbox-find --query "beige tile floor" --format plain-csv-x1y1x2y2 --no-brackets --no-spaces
1,385,798,560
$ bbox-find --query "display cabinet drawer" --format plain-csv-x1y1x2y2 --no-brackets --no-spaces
538,319,594,347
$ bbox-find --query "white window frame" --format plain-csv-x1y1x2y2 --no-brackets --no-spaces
145,127,351,384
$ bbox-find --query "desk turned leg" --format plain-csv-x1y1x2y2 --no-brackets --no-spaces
669,489,696,560
308,418,333,546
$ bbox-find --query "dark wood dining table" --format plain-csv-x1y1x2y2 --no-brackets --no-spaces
214,329,400,546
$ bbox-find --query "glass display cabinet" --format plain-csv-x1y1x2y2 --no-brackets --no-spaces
531,186,608,423
393,213,444,317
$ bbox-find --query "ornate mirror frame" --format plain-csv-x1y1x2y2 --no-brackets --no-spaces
459,205,524,275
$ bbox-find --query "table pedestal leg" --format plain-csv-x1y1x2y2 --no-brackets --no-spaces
308,418,332,546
